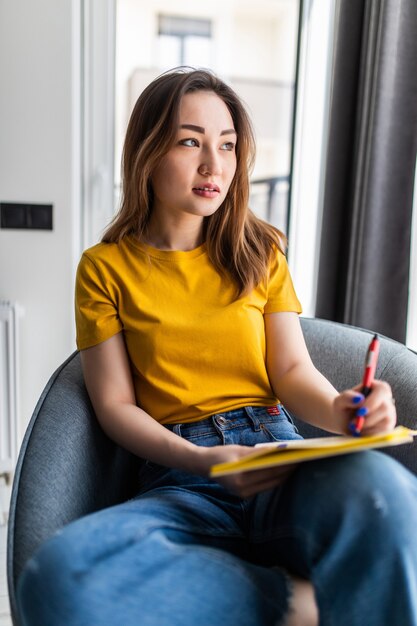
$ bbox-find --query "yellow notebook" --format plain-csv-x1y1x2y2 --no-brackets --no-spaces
210,426,417,477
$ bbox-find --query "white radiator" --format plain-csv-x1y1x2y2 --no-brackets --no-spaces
0,300,22,482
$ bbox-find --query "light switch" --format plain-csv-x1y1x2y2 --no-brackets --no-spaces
0,202,53,230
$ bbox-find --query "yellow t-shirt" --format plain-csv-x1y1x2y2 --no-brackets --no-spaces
75,236,302,424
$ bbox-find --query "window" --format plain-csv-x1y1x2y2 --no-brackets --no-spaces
114,0,300,234
157,15,212,69
287,0,336,316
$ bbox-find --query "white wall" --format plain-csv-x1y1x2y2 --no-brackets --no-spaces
0,0,78,440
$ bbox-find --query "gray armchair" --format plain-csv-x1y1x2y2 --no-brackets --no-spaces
7,317,417,625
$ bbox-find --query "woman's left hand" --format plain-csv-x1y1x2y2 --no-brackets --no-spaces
333,380,397,436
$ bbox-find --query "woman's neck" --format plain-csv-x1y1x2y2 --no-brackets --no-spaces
143,214,204,251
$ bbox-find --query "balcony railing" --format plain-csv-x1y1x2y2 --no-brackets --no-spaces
250,175,290,234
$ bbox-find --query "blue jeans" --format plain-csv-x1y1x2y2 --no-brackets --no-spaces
17,405,417,625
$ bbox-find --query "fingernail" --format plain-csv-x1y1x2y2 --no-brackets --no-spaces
355,407,368,417
349,422,361,437
348,421,357,434
353,394,364,404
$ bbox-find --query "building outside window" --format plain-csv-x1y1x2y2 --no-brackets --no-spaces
157,15,213,69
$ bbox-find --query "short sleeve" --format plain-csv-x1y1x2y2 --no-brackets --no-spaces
75,253,123,350
264,248,303,314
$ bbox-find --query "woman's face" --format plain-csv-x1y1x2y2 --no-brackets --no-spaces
151,90,237,221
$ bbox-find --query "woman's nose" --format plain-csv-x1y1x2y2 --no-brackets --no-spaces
198,151,222,176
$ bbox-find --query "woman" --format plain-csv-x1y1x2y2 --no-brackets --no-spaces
17,68,417,626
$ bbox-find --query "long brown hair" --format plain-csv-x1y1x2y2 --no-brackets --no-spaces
103,68,286,295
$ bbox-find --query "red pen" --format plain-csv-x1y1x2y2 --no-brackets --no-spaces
349,334,380,436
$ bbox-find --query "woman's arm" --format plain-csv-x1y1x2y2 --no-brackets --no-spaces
80,332,207,471
81,332,289,496
264,312,396,435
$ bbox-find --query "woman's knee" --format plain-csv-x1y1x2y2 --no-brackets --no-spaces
292,451,417,542
300,451,414,499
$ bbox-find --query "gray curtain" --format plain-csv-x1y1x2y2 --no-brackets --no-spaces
315,0,417,343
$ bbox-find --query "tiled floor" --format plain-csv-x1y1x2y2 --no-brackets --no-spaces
0,523,12,626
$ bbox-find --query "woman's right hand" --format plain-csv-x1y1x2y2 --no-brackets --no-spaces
194,444,296,498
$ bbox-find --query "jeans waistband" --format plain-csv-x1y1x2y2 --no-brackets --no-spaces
165,404,288,438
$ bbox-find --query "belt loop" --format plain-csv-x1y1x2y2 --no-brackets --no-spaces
172,423,182,437
244,406,261,431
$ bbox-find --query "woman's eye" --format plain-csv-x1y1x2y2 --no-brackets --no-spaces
180,138,199,147
221,142,235,151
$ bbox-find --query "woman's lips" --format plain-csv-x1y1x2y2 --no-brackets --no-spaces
192,184,220,198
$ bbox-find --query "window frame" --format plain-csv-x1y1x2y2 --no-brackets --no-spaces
287,0,337,317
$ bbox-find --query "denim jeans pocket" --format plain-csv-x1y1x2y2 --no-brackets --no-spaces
250,406,304,443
